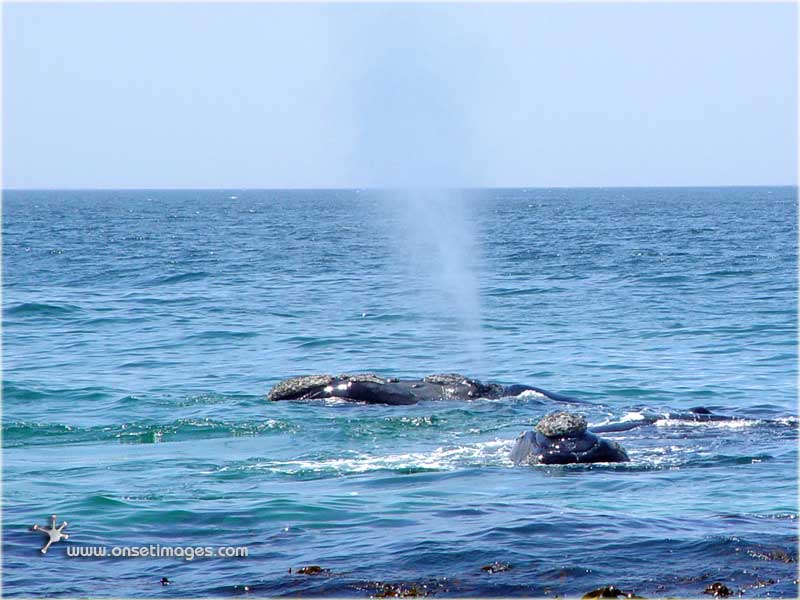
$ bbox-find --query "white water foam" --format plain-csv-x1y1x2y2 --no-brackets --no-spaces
509,389,548,400
211,439,514,476
654,418,761,429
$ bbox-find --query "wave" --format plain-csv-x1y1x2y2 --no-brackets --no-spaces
141,271,209,286
186,330,259,341
3,418,295,448
4,302,83,317
637,274,691,284
2,383,113,403
487,287,551,297
1,383,50,401
77,315,147,327
283,335,349,349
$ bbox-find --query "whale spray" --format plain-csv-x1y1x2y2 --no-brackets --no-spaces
339,5,487,375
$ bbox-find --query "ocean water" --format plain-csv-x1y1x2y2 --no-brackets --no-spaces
2,187,797,598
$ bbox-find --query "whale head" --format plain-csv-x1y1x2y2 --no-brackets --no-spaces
511,411,629,466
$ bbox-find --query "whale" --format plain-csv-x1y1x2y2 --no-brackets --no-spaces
267,373,581,405
510,412,630,465
510,407,741,465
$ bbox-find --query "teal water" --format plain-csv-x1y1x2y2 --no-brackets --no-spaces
3,187,798,597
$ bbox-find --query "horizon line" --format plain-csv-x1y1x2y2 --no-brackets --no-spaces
3,183,798,193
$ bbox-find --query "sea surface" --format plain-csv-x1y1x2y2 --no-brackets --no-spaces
2,187,798,598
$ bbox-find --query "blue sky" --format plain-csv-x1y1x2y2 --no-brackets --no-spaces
3,2,797,188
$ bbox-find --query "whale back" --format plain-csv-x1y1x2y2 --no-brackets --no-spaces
423,374,505,399
269,373,523,404
268,375,334,401
423,373,469,385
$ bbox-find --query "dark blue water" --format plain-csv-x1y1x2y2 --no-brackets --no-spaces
3,187,797,597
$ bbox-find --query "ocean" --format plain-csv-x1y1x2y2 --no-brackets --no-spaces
2,187,797,597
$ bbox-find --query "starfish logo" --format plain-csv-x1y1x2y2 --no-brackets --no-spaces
30,514,69,554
